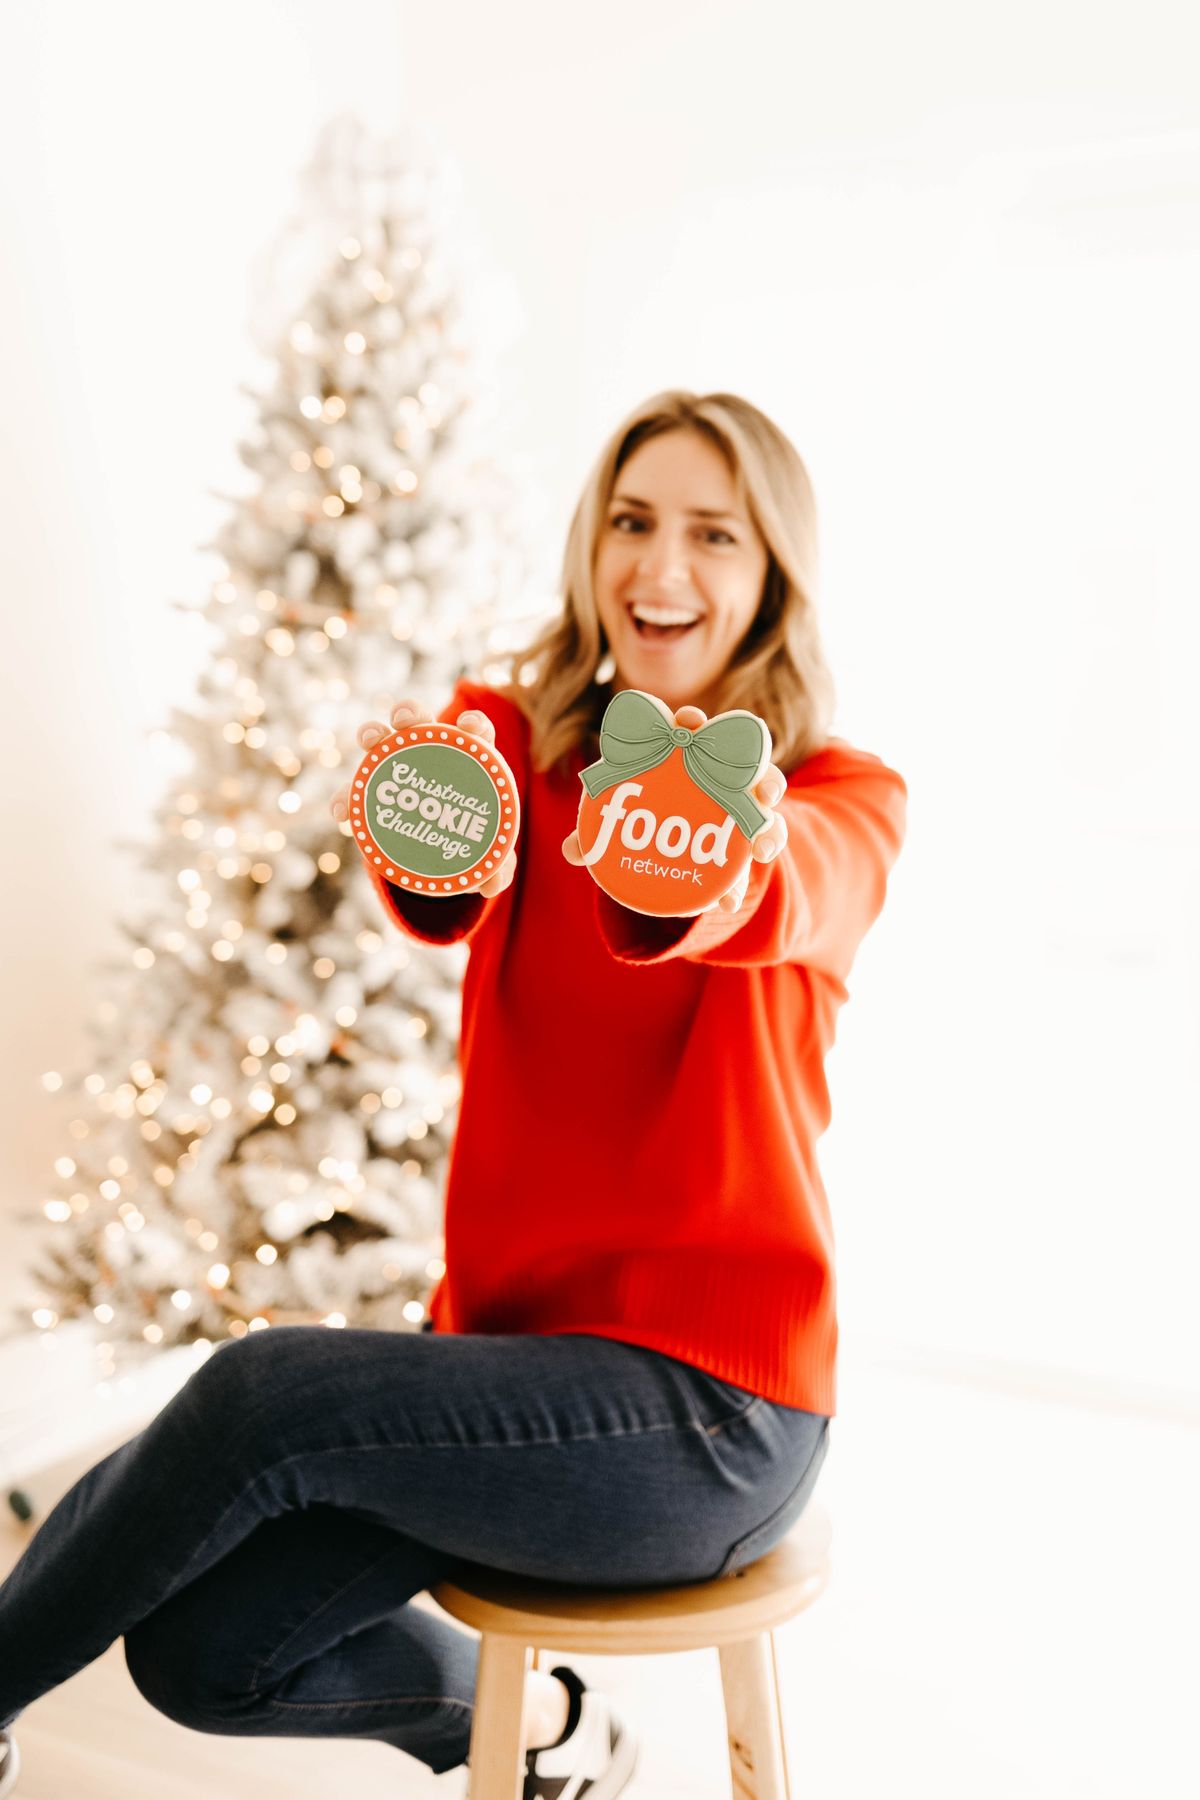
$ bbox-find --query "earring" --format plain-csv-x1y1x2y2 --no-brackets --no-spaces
594,650,616,684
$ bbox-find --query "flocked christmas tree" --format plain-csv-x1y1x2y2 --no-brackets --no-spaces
18,115,546,1355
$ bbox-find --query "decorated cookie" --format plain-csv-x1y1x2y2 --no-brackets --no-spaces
349,720,520,896
577,689,773,917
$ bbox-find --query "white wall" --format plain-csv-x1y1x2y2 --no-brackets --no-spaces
2,0,1197,1393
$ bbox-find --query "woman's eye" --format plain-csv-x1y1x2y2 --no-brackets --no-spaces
610,513,734,546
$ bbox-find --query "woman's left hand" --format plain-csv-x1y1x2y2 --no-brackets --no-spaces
561,705,788,914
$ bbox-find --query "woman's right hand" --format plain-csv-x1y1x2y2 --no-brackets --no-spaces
330,699,519,899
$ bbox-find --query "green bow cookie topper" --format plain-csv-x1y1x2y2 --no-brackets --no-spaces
579,689,771,838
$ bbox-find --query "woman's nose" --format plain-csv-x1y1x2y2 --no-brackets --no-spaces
636,536,690,584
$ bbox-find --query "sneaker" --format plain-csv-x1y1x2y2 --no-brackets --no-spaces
521,1664,638,1799
0,1728,20,1798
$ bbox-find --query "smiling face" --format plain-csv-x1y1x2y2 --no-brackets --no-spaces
592,428,771,717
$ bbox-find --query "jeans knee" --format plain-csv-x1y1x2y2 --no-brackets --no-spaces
123,1615,246,1731
124,1621,200,1728
179,1327,302,1426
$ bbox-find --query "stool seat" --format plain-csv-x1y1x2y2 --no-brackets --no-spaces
429,1503,832,1798
431,1500,832,1655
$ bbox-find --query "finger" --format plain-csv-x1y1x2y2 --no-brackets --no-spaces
330,787,349,823
478,849,517,898
562,830,585,866
674,705,707,729
751,816,788,862
719,874,751,913
754,764,787,808
391,699,432,728
356,718,390,750
457,709,495,744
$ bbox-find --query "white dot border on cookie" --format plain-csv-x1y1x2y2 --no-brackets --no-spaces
347,722,516,892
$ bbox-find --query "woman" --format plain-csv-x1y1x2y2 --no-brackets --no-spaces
0,390,906,1798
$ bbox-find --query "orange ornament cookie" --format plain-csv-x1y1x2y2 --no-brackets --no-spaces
577,689,773,917
349,721,520,896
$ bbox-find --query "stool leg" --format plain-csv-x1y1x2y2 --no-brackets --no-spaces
718,1630,791,1798
466,1634,532,1800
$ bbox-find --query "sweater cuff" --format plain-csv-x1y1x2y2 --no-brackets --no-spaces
592,888,707,964
591,860,784,966
369,864,490,945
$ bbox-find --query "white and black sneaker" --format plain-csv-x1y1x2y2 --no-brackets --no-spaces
0,1728,20,1798
521,1664,637,1799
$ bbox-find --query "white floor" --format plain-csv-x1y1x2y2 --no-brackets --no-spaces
1,1210,1195,1798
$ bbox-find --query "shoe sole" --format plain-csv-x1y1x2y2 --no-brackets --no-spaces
463,1724,638,1800
587,1720,639,1799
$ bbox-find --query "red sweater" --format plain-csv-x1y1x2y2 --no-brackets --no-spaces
366,679,907,1413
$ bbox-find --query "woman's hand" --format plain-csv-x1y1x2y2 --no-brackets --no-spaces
330,699,519,900
561,704,788,915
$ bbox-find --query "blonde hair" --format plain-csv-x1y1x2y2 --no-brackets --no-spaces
493,389,836,778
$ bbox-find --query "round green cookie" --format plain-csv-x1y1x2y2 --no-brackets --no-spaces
349,722,520,895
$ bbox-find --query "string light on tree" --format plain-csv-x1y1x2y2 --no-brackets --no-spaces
18,114,539,1356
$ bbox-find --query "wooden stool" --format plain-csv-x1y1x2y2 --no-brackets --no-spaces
429,1501,832,1799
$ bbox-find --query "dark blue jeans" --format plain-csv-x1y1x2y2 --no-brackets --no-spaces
0,1324,829,1776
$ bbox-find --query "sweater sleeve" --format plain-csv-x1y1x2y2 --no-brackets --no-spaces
361,679,523,949
592,745,907,982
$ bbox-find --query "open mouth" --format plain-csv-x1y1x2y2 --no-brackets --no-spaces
628,606,702,643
